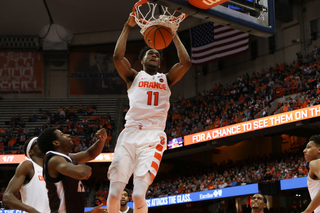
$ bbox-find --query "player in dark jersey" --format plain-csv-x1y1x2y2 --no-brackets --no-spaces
251,193,267,213
38,127,107,213
103,188,133,213
120,189,133,213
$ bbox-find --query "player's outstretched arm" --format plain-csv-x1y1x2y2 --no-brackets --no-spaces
3,161,41,213
84,204,104,213
302,160,320,213
51,156,92,180
166,34,192,87
113,13,138,85
72,128,107,164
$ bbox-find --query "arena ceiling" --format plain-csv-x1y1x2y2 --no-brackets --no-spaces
0,0,141,35
0,0,202,46
1,0,280,46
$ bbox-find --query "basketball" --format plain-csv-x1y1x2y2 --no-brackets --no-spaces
143,25,173,50
188,0,229,10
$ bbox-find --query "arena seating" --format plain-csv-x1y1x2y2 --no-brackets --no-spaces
0,97,123,153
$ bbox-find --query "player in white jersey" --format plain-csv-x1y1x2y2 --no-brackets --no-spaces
303,135,320,213
106,12,191,213
3,137,50,213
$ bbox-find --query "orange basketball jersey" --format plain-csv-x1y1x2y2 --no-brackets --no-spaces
125,71,171,131
20,160,50,212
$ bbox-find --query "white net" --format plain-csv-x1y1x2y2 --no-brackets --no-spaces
132,1,187,36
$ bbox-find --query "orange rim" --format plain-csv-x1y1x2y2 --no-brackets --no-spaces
132,0,149,23
132,0,187,23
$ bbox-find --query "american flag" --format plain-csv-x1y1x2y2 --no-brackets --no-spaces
190,22,249,66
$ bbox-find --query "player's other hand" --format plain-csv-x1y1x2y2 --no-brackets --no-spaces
127,12,137,27
96,128,107,143
90,204,105,213
79,164,92,180
85,170,92,180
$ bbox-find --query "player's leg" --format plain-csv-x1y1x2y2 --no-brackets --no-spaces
107,128,136,213
132,176,151,213
133,130,167,213
107,181,126,213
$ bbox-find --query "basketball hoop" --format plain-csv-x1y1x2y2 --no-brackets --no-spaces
132,0,187,36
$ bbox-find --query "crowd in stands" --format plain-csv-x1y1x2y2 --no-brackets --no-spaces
88,149,307,212
2,47,320,151
164,46,320,140
0,46,319,212
0,104,114,154
0,146,307,211
101,49,320,211
147,151,306,198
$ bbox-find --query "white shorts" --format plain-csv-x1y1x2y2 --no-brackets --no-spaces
107,127,167,185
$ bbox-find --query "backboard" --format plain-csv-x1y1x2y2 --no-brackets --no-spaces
149,0,275,37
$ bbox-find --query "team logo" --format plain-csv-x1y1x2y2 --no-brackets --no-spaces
159,78,164,83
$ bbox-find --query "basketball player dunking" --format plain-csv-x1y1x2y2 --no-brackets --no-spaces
302,135,320,213
106,13,191,213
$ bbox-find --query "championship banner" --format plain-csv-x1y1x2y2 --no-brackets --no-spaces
184,105,320,146
0,153,114,164
69,50,168,95
0,51,44,96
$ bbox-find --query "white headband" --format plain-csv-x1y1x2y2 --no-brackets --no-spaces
26,137,38,159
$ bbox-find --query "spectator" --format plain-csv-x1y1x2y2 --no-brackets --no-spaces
23,125,30,137
31,114,38,122
0,142,5,154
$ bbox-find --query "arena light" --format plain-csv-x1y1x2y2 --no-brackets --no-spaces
39,24,73,51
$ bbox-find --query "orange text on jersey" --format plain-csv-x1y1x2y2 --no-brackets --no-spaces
138,81,166,90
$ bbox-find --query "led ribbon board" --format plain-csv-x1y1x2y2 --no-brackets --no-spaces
83,183,258,211
0,153,114,164
280,177,307,190
184,105,320,146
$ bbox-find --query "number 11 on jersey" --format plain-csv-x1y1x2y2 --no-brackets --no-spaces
147,91,159,106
